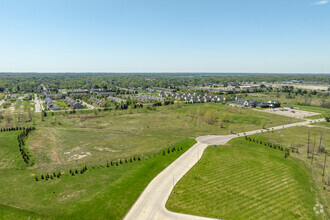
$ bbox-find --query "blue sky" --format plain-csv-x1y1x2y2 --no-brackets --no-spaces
0,0,329,73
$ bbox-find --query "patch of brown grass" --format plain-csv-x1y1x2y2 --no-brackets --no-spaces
67,115,101,119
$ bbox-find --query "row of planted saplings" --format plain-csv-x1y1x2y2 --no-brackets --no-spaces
244,136,293,158
35,145,185,181
0,126,27,132
17,127,36,165
36,171,62,181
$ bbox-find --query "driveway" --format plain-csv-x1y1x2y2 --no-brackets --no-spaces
124,118,325,220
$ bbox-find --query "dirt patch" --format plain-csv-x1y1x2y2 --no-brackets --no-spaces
67,115,101,119
64,147,91,161
94,147,120,152
68,153,91,160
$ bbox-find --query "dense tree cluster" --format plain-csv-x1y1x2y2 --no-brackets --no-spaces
1,73,329,93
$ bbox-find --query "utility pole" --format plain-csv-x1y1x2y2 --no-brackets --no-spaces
322,154,327,183
318,132,323,153
307,132,310,158
311,140,316,165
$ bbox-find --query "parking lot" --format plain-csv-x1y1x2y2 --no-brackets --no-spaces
261,108,320,119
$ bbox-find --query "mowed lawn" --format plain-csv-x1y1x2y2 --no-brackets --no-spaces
167,138,318,220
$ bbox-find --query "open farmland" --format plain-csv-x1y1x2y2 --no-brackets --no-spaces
166,137,321,219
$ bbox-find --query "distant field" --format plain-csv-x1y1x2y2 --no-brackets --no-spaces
27,103,302,171
245,92,329,108
167,137,319,219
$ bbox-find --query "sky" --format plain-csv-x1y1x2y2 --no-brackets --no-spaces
0,0,329,73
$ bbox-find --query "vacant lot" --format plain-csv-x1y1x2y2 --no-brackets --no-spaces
167,137,320,219
0,103,304,219
27,103,302,171
0,133,195,220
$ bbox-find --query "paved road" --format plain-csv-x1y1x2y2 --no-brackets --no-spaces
34,94,44,112
124,118,325,220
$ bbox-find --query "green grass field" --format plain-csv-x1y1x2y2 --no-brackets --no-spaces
0,103,313,219
249,124,330,217
0,133,196,220
26,103,302,172
166,137,321,219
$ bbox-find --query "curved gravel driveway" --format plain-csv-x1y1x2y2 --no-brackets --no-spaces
124,119,324,220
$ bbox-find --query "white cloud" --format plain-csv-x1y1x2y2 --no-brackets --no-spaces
311,0,328,5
